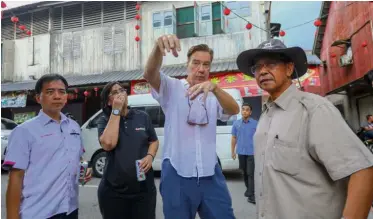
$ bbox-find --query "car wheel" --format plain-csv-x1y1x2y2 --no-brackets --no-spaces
92,151,107,178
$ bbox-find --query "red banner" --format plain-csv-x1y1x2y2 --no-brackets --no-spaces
130,68,321,97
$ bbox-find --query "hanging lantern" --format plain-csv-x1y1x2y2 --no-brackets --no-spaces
18,25,26,31
26,30,31,36
223,8,231,16
135,36,140,42
135,24,140,30
135,14,141,20
135,4,140,11
314,19,322,27
11,16,19,23
74,88,79,99
246,23,252,30
279,30,285,37
362,41,368,47
84,90,89,103
94,87,99,96
1,1,6,8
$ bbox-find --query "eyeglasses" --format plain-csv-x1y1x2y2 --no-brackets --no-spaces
250,60,284,75
187,95,209,126
109,88,127,97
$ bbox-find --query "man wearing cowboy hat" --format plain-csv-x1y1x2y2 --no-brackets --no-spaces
236,39,373,219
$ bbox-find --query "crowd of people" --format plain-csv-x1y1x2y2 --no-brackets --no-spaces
3,34,373,219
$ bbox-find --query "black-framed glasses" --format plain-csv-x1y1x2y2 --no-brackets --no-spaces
187,95,209,126
109,88,127,97
250,60,284,75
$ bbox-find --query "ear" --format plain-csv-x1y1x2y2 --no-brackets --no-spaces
286,63,295,78
35,94,41,104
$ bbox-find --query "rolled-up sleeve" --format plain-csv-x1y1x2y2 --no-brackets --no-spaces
150,72,177,109
308,103,373,181
217,101,233,122
2,126,31,170
231,121,238,136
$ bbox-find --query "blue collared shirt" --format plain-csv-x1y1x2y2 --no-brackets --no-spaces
151,73,232,177
3,110,85,219
231,118,257,155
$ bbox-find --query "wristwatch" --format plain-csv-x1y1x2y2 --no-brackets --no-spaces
112,109,120,116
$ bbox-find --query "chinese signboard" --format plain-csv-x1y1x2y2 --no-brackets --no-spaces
1,93,27,108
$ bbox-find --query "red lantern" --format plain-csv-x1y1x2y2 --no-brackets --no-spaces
18,25,26,31
135,4,140,11
135,14,141,20
331,53,336,58
246,23,252,30
74,88,79,99
11,16,19,23
223,8,231,16
84,90,89,96
135,36,140,42
314,19,322,27
26,30,31,36
1,1,6,8
135,24,140,30
94,87,98,96
279,30,285,37
362,41,368,47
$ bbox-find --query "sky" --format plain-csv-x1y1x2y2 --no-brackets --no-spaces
2,0,39,9
270,1,322,50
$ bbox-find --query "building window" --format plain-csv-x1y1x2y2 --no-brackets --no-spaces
152,8,176,39
212,2,223,35
225,1,252,33
176,7,195,39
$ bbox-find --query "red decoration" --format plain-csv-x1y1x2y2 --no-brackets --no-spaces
135,24,140,30
83,90,89,97
135,4,140,11
94,87,99,96
26,30,31,36
135,36,140,42
11,16,19,23
223,8,231,16
135,14,141,20
362,41,368,47
279,30,285,37
314,19,322,27
74,88,79,99
246,23,252,30
1,1,6,8
331,53,336,58
18,25,26,31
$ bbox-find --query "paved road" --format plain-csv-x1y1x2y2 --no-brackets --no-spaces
2,171,373,219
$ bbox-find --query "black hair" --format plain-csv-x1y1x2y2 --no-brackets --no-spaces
35,74,68,94
100,82,126,116
367,115,373,120
242,103,252,111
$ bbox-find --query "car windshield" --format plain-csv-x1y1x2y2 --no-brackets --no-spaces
1,118,18,130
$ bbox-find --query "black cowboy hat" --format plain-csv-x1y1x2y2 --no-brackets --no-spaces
236,39,308,79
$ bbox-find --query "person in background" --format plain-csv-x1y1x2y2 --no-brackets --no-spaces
4,74,92,219
143,34,239,219
236,38,373,219
362,114,373,140
231,103,258,204
97,82,159,219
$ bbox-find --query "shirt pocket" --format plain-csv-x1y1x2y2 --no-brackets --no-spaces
271,138,301,176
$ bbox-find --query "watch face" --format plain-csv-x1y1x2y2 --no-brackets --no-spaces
112,109,120,115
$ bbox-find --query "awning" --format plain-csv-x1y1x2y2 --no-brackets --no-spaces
1,60,238,92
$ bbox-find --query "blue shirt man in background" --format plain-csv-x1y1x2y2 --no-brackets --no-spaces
3,74,92,219
231,103,258,204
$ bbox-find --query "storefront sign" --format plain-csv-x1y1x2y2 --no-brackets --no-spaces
130,68,321,97
14,111,36,124
1,93,27,108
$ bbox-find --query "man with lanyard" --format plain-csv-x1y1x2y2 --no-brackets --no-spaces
3,74,92,219
236,39,373,219
231,103,258,204
143,34,239,219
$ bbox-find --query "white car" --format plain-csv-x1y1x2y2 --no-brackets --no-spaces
81,89,243,177
1,118,18,164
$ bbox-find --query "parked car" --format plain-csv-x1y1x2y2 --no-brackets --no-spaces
81,89,243,178
1,118,18,166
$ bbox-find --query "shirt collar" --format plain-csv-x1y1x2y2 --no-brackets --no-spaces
38,110,69,126
242,118,251,123
264,84,299,111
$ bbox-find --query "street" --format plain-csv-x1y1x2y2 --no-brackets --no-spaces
1,171,373,219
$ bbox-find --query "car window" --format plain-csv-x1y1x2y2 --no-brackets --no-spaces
1,118,18,130
88,112,104,128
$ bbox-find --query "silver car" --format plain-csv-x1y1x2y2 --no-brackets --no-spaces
1,118,18,165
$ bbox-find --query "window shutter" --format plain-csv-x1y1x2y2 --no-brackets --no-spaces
83,2,102,27
1,18,14,40
103,1,124,24
63,4,82,30
125,1,137,20
52,7,62,31
32,9,49,35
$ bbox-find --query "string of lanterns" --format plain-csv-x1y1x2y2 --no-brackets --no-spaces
1,1,32,37
134,2,141,43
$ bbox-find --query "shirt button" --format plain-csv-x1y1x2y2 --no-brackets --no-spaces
260,192,263,196
259,172,262,176
261,213,265,217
